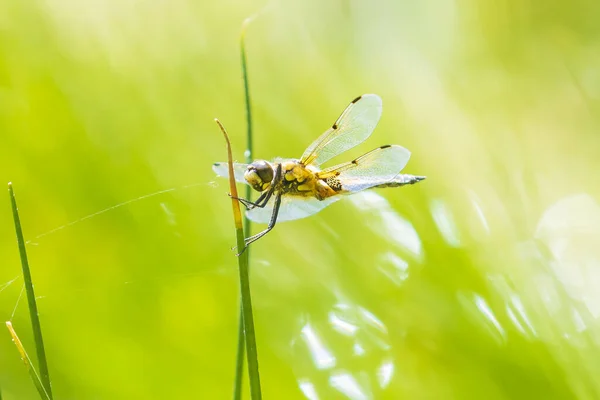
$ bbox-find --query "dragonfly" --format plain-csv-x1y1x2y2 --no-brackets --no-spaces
213,94,425,251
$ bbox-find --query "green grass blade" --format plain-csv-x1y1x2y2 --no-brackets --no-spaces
233,18,255,400
241,22,254,171
235,246,261,400
6,322,51,400
215,120,262,400
8,183,53,399
233,309,245,400
241,20,254,249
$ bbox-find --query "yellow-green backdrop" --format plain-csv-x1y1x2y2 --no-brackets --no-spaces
2,0,600,399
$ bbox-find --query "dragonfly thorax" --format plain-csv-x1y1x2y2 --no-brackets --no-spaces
245,160,274,192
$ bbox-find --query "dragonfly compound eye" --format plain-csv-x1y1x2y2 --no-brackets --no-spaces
245,160,274,192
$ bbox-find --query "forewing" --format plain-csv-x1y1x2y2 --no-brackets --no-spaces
317,145,411,192
246,195,341,224
212,162,249,185
300,94,383,166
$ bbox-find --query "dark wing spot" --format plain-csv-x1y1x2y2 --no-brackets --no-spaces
332,123,338,130
326,176,343,191
351,159,358,165
351,95,362,104
380,144,392,149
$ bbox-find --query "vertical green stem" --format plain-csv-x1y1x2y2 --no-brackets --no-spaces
8,183,53,399
233,19,255,400
236,245,261,400
233,311,245,400
241,28,254,172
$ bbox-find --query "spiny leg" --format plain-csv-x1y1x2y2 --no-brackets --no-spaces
229,190,268,209
243,192,282,248
235,164,283,255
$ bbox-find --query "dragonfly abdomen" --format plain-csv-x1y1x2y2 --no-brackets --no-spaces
375,174,426,188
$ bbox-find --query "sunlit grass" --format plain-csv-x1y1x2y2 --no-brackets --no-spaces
7,184,53,399
233,18,257,400
2,0,600,399
5,322,51,400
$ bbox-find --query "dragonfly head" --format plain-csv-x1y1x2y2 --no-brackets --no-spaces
245,160,274,192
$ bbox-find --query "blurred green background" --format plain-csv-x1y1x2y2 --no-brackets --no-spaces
2,0,600,398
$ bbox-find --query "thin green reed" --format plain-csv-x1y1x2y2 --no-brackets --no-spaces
233,18,255,400
8,183,53,399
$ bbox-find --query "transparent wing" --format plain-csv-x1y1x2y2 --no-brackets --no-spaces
300,94,383,166
317,145,411,192
212,162,249,185
246,195,341,224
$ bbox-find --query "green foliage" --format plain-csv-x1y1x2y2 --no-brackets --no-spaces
2,0,600,399
8,184,53,399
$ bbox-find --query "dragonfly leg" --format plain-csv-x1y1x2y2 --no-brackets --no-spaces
242,192,282,248
236,164,283,256
236,193,282,256
229,191,267,209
